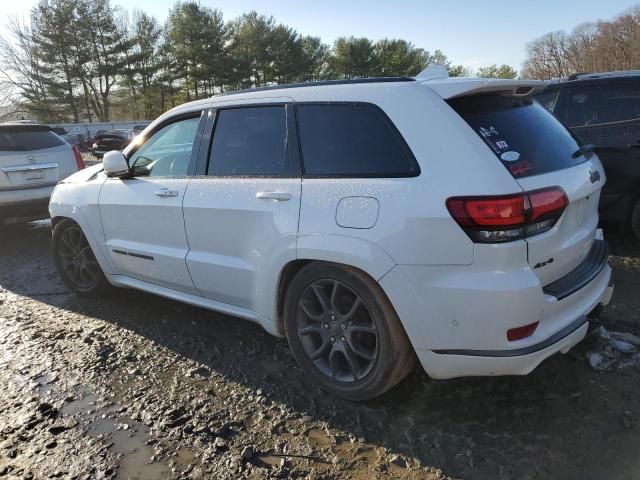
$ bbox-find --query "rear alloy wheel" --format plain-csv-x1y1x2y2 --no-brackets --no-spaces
296,278,379,382
284,263,415,401
52,219,110,296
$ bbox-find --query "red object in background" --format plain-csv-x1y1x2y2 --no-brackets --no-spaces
72,144,86,170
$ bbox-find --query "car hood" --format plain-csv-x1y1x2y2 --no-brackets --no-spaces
59,163,104,184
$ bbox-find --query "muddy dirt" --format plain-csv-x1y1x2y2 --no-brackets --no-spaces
0,221,639,480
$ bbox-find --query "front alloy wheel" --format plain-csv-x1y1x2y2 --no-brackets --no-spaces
52,219,110,296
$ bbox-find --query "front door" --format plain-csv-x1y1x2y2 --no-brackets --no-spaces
99,113,204,294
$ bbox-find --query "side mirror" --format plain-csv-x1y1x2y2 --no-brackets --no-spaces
103,150,130,178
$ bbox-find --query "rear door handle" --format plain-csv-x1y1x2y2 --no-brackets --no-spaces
154,188,179,198
256,191,291,201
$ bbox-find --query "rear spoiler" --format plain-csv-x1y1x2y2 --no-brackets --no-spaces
418,77,548,100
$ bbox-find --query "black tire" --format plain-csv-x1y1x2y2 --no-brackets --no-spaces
632,200,640,241
283,262,415,401
52,219,111,297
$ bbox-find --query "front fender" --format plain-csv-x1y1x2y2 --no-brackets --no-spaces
49,179,112,275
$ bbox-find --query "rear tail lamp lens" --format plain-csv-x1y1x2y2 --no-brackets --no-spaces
447,187,568,243
72,145,86,170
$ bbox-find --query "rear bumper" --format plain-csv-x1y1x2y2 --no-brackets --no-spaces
380,233,614,379
0,184,54,223
417,265,612,379
0,196,51,223
417,317,591,378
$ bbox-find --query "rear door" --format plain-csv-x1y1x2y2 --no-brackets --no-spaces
182,101,301,312
0,126,76,190
449,94,604,286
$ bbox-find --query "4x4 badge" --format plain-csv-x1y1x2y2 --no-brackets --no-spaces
589,170,601,184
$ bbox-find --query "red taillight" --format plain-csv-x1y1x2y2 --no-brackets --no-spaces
507,321,539,341
528,188,568,222
446,187,568,243
72,145,86,170
447,194,526,228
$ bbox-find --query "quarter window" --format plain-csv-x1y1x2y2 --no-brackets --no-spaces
296,103,419,177
129,116,200,177
207,106,289,176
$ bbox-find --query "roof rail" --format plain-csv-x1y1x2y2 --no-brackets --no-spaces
567,70,640,81
219,77,415,96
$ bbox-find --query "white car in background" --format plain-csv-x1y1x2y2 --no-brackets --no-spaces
49,70,614,400
0,123,85,225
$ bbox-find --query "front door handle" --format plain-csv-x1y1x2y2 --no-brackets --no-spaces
154,188,179,198
256,191,291,201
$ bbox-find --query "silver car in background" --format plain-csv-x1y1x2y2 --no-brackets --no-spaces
0,123,85,225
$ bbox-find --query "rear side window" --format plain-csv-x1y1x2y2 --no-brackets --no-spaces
208,106,288,176
566,83,640,128
0,128,65,151
448,95,584,179
565,83,640,147
296,103,419,177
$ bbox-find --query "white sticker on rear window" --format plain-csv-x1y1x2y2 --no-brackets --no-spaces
501,151,521,162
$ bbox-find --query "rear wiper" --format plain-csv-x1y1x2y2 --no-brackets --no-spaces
571,144,596,159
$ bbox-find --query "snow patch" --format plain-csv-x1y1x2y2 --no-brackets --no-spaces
586,327,640,370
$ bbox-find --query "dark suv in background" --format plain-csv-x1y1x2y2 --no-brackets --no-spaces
92,129,136,158
535,71,640,239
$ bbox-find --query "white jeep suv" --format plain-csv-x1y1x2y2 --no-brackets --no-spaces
49,73,614,400
1,123,84,224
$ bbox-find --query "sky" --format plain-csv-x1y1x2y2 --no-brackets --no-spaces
2,0,639,71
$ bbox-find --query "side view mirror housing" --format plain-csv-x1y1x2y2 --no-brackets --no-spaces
103,150,130,178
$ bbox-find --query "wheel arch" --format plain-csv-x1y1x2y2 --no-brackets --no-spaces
275,235,398,336
50,207,113,275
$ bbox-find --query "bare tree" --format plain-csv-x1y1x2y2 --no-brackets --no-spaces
522,8,640,80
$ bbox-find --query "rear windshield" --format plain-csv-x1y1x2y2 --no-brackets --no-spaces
448,94,585,178
0,128,65,151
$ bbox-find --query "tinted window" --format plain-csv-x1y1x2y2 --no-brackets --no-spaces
0,128,65,151
566,83,640,128
208,106,288,176
129,116,200,177
296,103,419,177
565,87,601,128
448,95,584,179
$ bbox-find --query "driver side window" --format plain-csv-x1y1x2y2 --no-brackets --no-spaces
129,115,201,177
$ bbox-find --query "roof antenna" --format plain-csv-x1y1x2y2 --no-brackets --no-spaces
415,64,449,80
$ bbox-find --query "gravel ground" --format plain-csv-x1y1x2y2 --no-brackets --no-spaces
0,221,639,480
